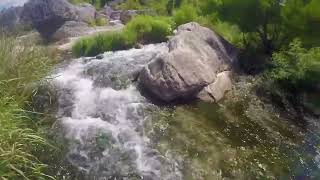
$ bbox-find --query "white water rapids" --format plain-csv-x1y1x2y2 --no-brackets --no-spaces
52,44,182,180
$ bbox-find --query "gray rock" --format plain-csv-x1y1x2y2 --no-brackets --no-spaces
120,10,138,24
51,21,90,41
197,71,233,102
100,5,114,18
21,0,78,39
99,5,121,22
75,3,96,23
139,22,238,102
0,6,29,30
106,0,125,8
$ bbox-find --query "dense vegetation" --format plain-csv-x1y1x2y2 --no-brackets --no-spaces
0,36,58,179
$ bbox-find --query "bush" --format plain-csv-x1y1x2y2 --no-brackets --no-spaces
270,39,320,90
73,15,173,57
173,5,198,26
0,36,56,179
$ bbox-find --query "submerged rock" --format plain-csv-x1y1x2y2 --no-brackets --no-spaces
139,22,238,102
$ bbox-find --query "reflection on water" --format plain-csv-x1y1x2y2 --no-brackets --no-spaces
148,86,320,179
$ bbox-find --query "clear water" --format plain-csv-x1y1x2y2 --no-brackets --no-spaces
52,45,320,179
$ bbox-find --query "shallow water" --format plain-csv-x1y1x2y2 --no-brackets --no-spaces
51,45,320,180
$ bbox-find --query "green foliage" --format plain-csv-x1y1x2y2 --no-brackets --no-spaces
282,0,320,47
73,15,173,57
0,36,55,179
118,0,143,10
72,31,136,57
96,17,108,26
69,0,110,9
217,0,283,53
172,5,198,26
124,15,173,43
270,39,320,89
216,0,320,53
88,17,108,27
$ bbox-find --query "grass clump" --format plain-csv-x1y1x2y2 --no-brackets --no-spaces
173,5,198,26
125,15,173,44
72,31,136,57
88,17,109,27
73,15,173,57
0,36,56,179
69,0,109,9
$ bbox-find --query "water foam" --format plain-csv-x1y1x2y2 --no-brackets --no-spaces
52,45,181,179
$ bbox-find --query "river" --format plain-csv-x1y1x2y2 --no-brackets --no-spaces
51,44,320,180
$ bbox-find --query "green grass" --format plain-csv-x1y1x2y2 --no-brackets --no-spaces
173,4,198,26
73,15,173,57
69,0,109,9
0,36,57,179
88,17,108,27
125,15,173,44
72,31,136,57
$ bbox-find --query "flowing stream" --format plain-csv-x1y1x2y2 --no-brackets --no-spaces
53,44,182,179
51,44,320,180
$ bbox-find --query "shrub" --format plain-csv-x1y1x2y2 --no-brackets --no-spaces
173,5,198,26
124,15,173,43
270,39,320,90
0,36,56,179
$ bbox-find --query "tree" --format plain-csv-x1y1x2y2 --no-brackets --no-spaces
217,0,320,53
218,0,283,54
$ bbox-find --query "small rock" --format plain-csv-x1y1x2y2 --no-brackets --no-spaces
96,54,104,59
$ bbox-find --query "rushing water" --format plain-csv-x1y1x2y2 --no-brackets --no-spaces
51,45,320,179
53,44,182,179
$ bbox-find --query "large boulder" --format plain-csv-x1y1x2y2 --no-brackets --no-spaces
139,22,238,102
21,0,78,39
0,6,30,30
